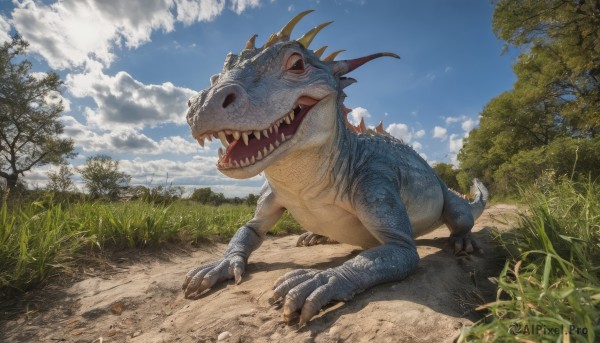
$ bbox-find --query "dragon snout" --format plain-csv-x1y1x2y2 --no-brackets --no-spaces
207,83,249,115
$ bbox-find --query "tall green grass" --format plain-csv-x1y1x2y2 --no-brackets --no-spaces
0,198,302,297
462,177,600,342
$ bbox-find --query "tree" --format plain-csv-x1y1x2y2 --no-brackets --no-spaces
458,1,600,197
79,155,131,199
0,36,75,194
47,164,75,193
432,162,462,193
190,187,225,205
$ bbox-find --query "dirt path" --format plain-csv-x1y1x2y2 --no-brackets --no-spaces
1,204,519,343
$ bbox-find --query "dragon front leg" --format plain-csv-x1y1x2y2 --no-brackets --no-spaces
183,182,284,297
269,186,419,326
296,232,338,246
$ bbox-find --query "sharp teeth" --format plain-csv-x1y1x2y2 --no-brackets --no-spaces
284,116,291,125
251,156,256,164
275,140,280,147
262,129,269,138
197,137,205,148
218,147,224,159
269,144,274,152
240,159,247,167
290,111,295,121
281,133,286,142
269,126,273,134
274,124,279,133
257,151,263,160
233,131,240,140
263,147,268,155
207,136,212,142
242,132,249,146
244,157,250,165
254,130,261,140
218,131,229,147
234,160,240,167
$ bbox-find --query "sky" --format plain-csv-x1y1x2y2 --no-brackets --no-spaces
0,0,518,197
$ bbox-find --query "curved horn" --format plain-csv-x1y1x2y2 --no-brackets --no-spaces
278,10,314,40
331,52,400,75
323,49,345,62
296,21,333,48
244,34,258,50
263,33,278,49
313,45,327,58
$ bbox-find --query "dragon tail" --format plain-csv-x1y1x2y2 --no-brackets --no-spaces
469,178,488,221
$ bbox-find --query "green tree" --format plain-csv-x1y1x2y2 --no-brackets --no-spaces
79,155,130,199
432,162,463,192
190,187,225,205
0,36,75,195
458,1,600,197
47,164,75,193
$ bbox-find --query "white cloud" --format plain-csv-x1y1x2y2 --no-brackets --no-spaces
461,117,479,132
432,126,447,140
444,115,468,125
425,72,436,80
449,133,463,153
11,0,255,70
174,0,226,25
230,0,260,14
386,123,412,142
67,65,195,129
444,66,453,73
414,129,425,138
348,107,371,126
412,141,422,150
0,14,11,43
61,115,199,155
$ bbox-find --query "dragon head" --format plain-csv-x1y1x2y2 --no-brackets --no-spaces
186,10,398,179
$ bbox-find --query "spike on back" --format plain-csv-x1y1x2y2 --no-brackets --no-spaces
323,50,345,62
296,21,333,48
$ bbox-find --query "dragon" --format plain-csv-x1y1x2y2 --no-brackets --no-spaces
183,11,488,326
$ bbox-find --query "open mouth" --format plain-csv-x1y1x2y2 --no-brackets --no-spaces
194,96,318,169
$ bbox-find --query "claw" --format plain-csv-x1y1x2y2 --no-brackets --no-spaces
234,265,243,284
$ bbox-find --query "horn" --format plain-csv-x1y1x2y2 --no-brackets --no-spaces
263,33,278,49
244,34,258,50
296,21,333,48
331,52,400,75
376,121,384,133
313,46,327,58
323,49,345,62
278,10,314,40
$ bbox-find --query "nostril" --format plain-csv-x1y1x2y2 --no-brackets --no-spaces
222,93,236,108
187,99,192,107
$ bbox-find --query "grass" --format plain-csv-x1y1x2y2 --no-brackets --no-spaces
461,177,600,343
0,196,302,298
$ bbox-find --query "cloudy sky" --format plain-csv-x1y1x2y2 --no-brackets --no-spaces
0,0,516,197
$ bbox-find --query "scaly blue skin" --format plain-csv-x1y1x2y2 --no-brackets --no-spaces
183,14,488,326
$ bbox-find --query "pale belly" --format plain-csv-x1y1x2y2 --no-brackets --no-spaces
279,188,445,248
285,202,381,248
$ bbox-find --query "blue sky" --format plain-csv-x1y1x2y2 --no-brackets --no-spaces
0,0,517,197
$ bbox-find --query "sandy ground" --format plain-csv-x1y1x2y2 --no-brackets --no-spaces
0,204,519,343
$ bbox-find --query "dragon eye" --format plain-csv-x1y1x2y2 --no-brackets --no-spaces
286,53,305,73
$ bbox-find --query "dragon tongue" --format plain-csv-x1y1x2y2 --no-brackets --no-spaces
222,139,238,163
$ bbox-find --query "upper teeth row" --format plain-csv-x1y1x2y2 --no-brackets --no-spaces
194,108,296,148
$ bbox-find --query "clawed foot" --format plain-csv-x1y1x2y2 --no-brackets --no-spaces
296,232,338,247
268,268,355,327
182,256,245,298
448,232,484,256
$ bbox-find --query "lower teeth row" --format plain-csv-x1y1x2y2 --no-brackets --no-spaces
219,133,289,168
